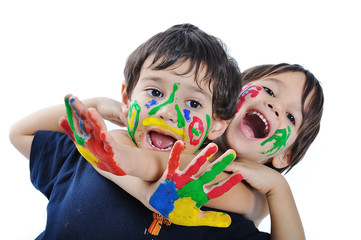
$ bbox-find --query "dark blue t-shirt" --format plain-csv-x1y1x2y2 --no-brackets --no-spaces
30,130,270,240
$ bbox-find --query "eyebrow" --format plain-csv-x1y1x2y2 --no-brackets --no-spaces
140,75,212,100
263,77,286,86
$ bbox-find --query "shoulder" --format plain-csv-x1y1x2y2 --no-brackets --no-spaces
109,129,137,146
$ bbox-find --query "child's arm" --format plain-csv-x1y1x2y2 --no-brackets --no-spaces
226,160,305,240
63,95,260,218
9,97,125,160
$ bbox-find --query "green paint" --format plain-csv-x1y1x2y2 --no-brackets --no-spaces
65,97,84,146
175,104,185,128
191,127,201,136
195,114,211,152
260,126,291,156
127,100,141,145
177,180,209,208
177,152,235,208
148,83,179,115
199,153,235,184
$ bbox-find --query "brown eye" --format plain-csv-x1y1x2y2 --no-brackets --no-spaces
263,87,275,97
287,113,296,125
147,89,163,98
186,100,201,109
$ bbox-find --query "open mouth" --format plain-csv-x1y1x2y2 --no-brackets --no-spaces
242,111,270,138
147,131,177,151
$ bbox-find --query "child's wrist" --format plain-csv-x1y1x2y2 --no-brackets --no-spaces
265,174,289,198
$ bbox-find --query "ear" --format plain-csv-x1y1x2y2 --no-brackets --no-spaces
206,116,231,140
271,151,291,169
121,83,130,117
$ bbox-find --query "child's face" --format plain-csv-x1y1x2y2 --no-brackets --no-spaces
225,71,310,167
123,56,227,154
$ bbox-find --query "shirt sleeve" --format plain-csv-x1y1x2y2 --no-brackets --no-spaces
29,130,78,199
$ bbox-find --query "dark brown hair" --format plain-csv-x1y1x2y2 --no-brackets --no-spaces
123,24,241,120
241,63,324,173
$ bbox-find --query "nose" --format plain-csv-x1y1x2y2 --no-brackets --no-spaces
154,103,177,124
267,103,280,117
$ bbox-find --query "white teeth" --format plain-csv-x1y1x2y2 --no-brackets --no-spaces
147,133,172,151
251,111,269,132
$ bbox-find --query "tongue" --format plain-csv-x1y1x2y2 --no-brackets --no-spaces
242,123,256,138
150,131,176,149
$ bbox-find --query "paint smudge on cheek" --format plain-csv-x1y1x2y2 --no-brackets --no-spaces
175,104,185,128
127,100,141,145
145,99,158,109
260,126,291,156
188,116,204,146
183,109,191,122
237,84,262,112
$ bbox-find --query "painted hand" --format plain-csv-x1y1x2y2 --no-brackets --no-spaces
149,141,243,227
59,94,126,176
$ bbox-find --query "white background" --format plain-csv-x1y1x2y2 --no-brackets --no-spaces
1,1,360,239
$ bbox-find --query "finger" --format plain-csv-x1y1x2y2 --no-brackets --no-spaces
168,197,231,227
64,95,85,145
86,108,108,134
206,173,243,200
69,96,89,137
166,140,184,180
198,149,235,185
59,116,75,142
176,143,218,188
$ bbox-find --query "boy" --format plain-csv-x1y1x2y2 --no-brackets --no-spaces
65,63,323,240
10,24,268,239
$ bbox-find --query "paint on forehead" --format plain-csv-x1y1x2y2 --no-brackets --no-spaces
148,83,179,116
142,117,188,139
145,99,157,109
175,104,185,128
127,100,141,145
260,126,291,156
183,109,191,122
237,84,262,112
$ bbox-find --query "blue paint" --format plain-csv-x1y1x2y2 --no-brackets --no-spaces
145,99,157,109
70,99,89,138
183,109,191,122
239,85,253,98
149,179,179,218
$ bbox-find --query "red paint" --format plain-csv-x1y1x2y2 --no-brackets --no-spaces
207,173,243,200
173,145,218,189
188,116,204,146
85,111,126,176
166,141,184,179
60,118,76,142
237,85,262,112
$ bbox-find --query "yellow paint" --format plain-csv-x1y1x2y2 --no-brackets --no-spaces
142,117,188,140
128,108,137,129
168,197,231,227
75,144,99,168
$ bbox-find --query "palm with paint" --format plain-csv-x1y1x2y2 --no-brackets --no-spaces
149,140,243,227
59,94,127,176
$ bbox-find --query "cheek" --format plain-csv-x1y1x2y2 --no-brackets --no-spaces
187,115,211,151
259,126,292,157
127,100,142,145
237,84,262,112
